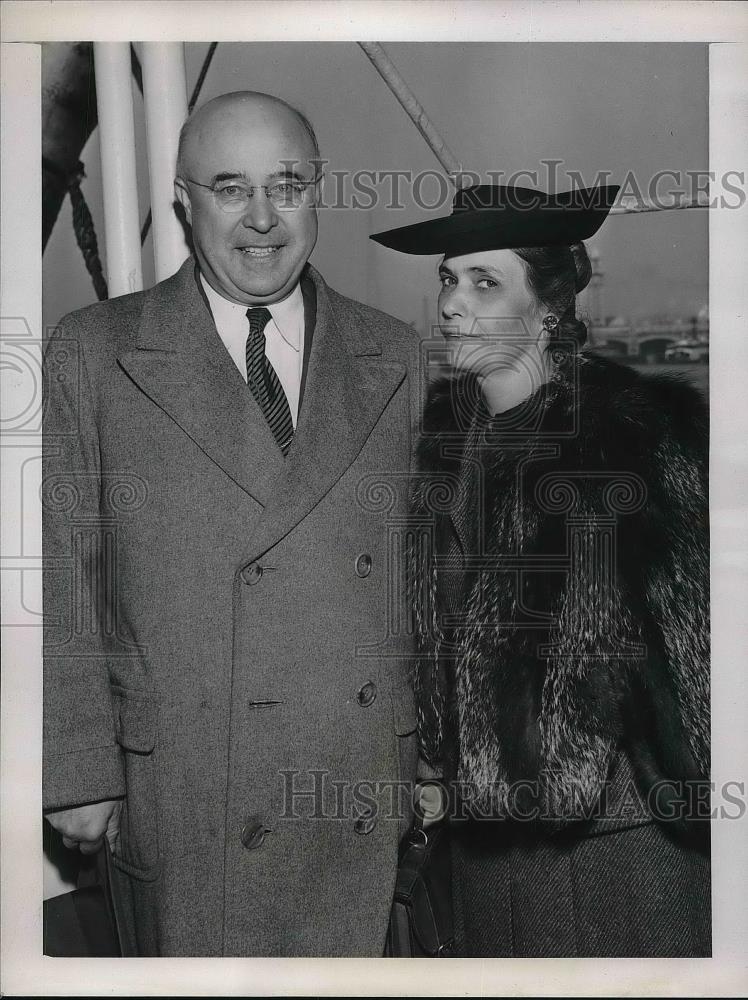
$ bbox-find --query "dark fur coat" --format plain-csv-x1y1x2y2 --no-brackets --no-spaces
410,351,710,832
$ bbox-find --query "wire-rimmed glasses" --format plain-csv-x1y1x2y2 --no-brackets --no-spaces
184,175,321,212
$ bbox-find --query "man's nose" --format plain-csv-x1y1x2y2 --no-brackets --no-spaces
240,190,278,232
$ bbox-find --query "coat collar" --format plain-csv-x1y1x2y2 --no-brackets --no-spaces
117,256,284,505
117,257,405,556
415,369,564,558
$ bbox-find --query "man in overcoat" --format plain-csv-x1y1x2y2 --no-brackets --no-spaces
43,91,421,956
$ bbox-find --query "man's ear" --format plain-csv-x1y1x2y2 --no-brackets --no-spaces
311,172,324,208
174,178,192,226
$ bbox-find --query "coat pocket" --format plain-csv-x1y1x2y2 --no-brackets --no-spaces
111,686,161,880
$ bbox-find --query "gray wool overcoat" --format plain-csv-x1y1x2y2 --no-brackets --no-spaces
42,257,422,956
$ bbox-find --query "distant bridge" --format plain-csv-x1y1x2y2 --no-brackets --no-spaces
588,319,708,360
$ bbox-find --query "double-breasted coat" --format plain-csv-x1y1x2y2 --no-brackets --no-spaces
42,257,421,956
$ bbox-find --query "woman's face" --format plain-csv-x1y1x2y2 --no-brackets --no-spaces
437,248,548,380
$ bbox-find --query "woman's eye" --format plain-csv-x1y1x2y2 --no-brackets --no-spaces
476,278,498,289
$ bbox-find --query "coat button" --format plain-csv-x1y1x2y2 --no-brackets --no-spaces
240,562,263,585
355,553,372,578
241,816,267,850
354,812,377,836
356,681,377,707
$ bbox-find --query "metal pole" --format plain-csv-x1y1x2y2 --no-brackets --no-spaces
610,195,710,215
358,42,464,186
93,43,143,296
140,43,189,282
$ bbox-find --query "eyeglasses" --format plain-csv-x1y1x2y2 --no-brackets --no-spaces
184,176,320,212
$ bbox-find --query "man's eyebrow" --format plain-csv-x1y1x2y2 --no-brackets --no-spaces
438,263,455,276
208,168,315,184
268,167,315,181
210,171,247,184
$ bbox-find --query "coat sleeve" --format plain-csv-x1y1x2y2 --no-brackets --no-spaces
542,377,711,809
42,314,125,810
634,386,710,783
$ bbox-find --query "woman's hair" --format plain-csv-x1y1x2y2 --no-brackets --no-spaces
513,241,592,351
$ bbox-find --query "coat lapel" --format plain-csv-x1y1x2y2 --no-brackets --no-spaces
117,258,284,507
118,260,406,550
245,266,406,560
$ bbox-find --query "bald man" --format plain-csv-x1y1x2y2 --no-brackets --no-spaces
43,92,422,956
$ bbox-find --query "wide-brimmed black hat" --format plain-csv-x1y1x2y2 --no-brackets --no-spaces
369,183,620,256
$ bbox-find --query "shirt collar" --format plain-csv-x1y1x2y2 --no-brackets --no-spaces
199,272,303,352
266,282,303,351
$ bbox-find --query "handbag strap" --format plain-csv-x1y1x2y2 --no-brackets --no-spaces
392,823,455,956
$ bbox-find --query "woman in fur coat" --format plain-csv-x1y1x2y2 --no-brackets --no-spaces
371,184,710,957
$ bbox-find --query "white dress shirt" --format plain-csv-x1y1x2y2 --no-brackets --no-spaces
200,273,305,427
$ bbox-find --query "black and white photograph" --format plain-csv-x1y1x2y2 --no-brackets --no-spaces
1,2,747,996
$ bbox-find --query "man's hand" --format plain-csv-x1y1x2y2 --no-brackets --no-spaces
45,799,123,855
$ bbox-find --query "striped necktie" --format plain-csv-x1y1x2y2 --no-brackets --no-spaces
245,307,294,455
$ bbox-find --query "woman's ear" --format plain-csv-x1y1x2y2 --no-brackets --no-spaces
541,313,560,334
534,310,558,351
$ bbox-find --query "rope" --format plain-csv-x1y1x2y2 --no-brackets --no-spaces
48,42,219,302
43,156,108,301
189,43,218,113
358,42,464,186
129,42,143,95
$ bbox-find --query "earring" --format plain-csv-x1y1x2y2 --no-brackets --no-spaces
542,314,559,334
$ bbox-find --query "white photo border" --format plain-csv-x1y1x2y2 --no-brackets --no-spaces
1,2,747,996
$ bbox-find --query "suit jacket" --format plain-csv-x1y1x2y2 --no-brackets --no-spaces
42,257,422,956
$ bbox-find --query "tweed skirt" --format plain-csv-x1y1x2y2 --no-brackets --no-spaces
450,810,711,957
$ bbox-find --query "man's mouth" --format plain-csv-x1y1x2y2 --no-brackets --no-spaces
237,246,283,257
